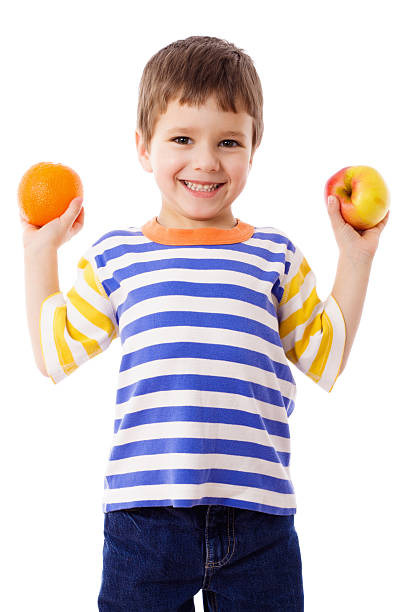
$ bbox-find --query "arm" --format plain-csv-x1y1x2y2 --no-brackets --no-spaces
20,196,84,377
330,254,372,375
24,244,60,375
326,194,390,375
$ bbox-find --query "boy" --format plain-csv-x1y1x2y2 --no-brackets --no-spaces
22,35,388,611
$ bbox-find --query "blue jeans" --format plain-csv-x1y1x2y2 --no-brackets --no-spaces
97,504,304,611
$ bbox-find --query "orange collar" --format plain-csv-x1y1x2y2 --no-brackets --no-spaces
141,216,255,245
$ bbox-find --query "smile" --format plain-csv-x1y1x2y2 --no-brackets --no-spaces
179,179,225,198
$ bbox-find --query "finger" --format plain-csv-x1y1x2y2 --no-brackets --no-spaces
19,215,40,230
327,195,347,230
61,196,83,222
72,206,84,228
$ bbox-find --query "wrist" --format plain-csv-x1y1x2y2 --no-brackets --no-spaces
24,242,58,257
338,249,374,268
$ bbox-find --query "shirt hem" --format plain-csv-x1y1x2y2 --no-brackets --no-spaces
102,498,297,516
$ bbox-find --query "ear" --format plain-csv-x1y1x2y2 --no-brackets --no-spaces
248,144,258,170
135,130,153,173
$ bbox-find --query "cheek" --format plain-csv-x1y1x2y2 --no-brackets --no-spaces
163,156,187,182
155,163,178,186
151,146,183,182
229,160,250,186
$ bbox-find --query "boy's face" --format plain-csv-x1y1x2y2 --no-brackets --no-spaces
135,95,257,229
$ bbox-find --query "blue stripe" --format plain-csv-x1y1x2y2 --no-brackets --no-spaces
103,254,282,285
113,404,290,438
119,341,293,383
98,242,285,265
116,281,279,321
108,437,289,466
121,310,283,349
97,251,284,298
104,498,296,515
115,373,292,413
105,465,294,493
94,232,289,265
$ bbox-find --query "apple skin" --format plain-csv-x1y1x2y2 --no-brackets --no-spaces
324,165,390,230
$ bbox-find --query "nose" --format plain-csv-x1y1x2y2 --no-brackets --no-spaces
192,143,220,173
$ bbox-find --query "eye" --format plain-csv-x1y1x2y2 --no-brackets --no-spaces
220,139,240,147
172,136,192,145
171,137,240,147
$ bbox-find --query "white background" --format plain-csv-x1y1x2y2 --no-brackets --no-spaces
1,0,406,610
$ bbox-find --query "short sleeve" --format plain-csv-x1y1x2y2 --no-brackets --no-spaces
277,239,346,393
39,246,119,384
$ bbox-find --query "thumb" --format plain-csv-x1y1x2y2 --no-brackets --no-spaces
326,194,345,225
62,196,83,219
327,194,338,209
327,195,350,234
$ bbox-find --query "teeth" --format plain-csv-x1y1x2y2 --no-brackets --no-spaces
183,180,220,192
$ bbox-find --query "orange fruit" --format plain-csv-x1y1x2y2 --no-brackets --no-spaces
18,161,83,226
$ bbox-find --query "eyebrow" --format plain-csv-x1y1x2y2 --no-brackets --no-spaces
165,127,247,139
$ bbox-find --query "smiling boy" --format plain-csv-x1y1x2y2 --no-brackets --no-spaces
22,35,388,611
136,94,255,230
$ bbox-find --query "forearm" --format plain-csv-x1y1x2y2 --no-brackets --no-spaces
330,252,373,374
24,245,61,375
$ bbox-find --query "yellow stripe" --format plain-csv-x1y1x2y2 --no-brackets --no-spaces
280,257,310,306
279,286,320,339
53,305,108,376
285,307,320,363
79,256,108,298
67,287,115,337
66,257,115,338
53,305,80,376
308,310,333,381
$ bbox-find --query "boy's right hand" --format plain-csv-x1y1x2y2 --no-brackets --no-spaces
20,196,84,251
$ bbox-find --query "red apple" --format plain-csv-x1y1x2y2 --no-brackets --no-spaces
324,165,390,230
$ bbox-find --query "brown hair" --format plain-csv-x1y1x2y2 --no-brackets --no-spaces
136,36,263,156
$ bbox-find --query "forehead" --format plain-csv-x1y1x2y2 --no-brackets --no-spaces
155,95,253,136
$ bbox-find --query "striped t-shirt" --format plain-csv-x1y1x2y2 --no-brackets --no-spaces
40,217,345,516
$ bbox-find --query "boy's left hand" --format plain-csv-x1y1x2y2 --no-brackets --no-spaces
326,194,390,263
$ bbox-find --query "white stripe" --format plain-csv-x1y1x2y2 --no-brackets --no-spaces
104,451,292,481
102,481,296,510
123,323,282,358
280,268,316,318
102,248,286,301
117,354,295,400
40,292,67,383
318,294,346,392
112,388,290,427
119,292,280,335
110,418,291,453
291,327,324,374
74,266,114,316
280,298,324,350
